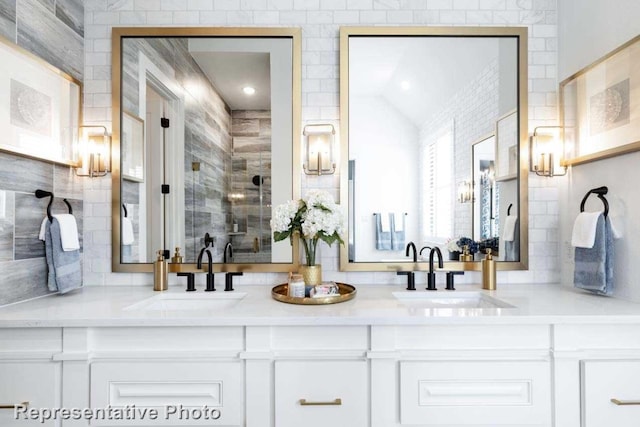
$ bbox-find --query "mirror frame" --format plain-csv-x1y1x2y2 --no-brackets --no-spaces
111,27,302,273
339,26,529,272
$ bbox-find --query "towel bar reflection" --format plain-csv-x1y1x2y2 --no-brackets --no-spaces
299,398,342,406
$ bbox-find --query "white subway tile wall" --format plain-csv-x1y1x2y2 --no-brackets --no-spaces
83,1,559,286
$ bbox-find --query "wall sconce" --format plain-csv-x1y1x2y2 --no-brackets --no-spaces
303,124,336,175
75,125,111,177
458,180,474,203
529,126,567,177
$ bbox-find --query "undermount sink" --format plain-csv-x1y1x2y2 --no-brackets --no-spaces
392,291,514,309
124,292,247,311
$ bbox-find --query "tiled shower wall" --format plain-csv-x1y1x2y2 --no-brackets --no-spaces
83,1,560,286
230,110,272,263
0,0,84,305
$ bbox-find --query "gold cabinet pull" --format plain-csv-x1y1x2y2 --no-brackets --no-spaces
299,398,342,406
0,402,29,410
611,398,640,406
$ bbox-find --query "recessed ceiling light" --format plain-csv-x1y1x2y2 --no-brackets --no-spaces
401,81,410,90
243,86,256,95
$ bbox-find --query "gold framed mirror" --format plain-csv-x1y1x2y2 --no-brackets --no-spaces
339,26,528,272
111,27,301,273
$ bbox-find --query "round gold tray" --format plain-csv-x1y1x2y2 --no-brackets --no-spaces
271,283,357,305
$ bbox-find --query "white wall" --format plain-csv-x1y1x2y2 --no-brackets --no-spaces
558,0,640,301
83,1,560,287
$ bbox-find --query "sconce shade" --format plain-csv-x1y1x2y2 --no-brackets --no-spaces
75,125,111,177
458,180,473,203
529,125,567,177
303,124,336,175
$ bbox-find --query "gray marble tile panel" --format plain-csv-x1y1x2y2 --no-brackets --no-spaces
233,137,271,153
232,118,259,136
0,190,14,261
33,0,54,12
232,110,271,119
55,0,83,37
0,257,51,305
17,0,83,81
259,119,271,136
53,164,83,199
14,192,47,259
121,179,140,204
0,0,16,41
0,152,53,193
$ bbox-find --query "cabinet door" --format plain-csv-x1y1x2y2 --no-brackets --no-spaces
582,360,640,427
275,360,367,427
400,360,551,426
0,361,60,427
91,361,242,426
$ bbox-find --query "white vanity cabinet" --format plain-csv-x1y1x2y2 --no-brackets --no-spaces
0,328,62,427
553,324,640,427
580,360,640,427
5,317,640,427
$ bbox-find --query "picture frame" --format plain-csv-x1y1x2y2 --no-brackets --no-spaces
495,109,518,181
121,111,145,182
561,35,640,166
0,36,81,166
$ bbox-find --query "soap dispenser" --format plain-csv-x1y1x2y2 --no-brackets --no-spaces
459,245,473,262
154,250,168,291
481,248,496,290
171,247,183,264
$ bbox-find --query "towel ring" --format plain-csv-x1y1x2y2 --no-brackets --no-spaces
507,203,513,216
63,199,73,215
122,204,128,218
35,189,54,222
35,190,73,222
580,186,609,218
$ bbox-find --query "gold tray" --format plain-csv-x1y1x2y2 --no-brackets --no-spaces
271,283,357,305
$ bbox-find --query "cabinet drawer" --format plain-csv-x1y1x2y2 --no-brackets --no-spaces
91,361,242,426
275,360,367,427
582,360,640,427
400,360,551,426
0,362,60,427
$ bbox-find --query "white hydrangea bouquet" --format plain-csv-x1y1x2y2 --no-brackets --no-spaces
271,190,344,266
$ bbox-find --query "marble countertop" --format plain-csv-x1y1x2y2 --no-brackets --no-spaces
1,283,640,327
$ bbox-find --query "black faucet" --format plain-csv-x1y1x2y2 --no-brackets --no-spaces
223,242,233,263
445,271,464,291
419,246,431,257
197,246,215,291
177,272,196,292
225,272,243,291
427,247,443,291
397,271,416,291
405,242,417,263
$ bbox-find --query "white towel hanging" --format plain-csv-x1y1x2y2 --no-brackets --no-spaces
571,212,601,248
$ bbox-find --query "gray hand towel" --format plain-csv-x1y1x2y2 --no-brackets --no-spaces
574,214,613,295
44,218,82,294
375,213,392,251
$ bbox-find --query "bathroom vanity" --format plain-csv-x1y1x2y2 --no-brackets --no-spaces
1,284,639,427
